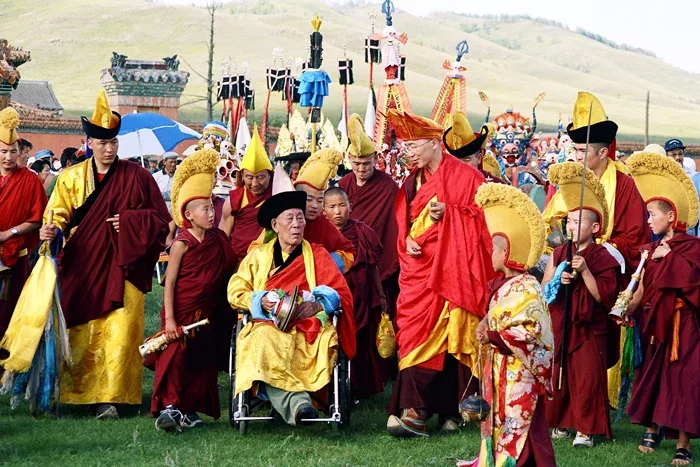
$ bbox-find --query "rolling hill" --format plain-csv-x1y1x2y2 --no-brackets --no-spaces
5,0,700,142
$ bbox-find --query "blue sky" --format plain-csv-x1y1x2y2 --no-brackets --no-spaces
367,0,700,73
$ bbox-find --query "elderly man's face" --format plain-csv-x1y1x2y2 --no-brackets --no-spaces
667,148,685,165
272,208,306,247
460,150,483,169
164,158,177,175
242,169,271,196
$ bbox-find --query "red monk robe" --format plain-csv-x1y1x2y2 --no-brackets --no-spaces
341,219,389,398
389,152,494,417
228,184,272,264
150,228,236,419
609,171,651,271
57,160,171,328
627,234,700,438
0,167,47,341
546,243,621,437
338,170,399,281
305,215,355,260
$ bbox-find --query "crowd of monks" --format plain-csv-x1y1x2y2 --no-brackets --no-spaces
0,87,698,467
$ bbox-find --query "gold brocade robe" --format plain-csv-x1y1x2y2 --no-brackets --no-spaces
47,160,145,405
227,240,338,396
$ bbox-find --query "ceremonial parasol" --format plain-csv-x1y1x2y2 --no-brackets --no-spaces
117,113,201,159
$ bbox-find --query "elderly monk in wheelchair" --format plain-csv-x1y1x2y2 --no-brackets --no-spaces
227,183,356,426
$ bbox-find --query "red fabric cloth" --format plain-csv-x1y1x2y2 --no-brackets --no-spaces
212,194,224,228
340,219,389,398
265,243,356,359
394,152,494,370
517,396,557,467
0,255,29,342
304,215,355,257
480,169,506,184
627,234,700,438
228,185,272,264
58,160,171,328
0,167,47,267
150,228,235,418
338,170,399,280
545,244,620,436
610,170,651,271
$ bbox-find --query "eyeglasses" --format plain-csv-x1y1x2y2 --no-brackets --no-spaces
402,140,432,153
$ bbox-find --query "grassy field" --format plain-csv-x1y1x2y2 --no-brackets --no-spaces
4,0,700,143
0,283,696,466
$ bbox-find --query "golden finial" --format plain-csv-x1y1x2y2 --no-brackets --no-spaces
311,14,322,32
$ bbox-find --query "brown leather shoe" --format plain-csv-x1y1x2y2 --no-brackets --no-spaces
386,408,429,438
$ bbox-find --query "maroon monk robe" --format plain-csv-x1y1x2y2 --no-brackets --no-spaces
627,234,700,438
304,215,355,258
228,184,272,264
338,170,399,281
480,169,506,184
58,160,171,328
545,243,621,438
265,242,356,360
150,228,236,418
0,168,47,341
341,219,389,398
212,194,225,228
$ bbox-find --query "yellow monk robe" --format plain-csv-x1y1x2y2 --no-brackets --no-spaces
227,240,356,396
47,158,170,404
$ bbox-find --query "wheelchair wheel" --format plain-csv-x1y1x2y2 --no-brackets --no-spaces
333,348,352,430
228,323,237,427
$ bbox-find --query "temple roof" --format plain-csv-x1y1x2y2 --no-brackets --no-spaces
102,53,189,84
11,80,63,115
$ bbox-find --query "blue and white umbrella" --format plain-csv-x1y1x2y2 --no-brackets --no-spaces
117,113,201,159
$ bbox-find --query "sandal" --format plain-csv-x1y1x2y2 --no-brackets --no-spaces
672,448,693,466
639,431,663,453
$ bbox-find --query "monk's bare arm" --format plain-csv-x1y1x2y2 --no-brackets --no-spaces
1,221,41,241
164,240,187,339
219,197,234,236
580,269,602,303
541,254,555,287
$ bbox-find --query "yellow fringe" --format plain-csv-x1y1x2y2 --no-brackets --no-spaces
670,298,683,362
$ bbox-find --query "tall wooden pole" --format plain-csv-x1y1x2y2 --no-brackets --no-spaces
644,90,650,146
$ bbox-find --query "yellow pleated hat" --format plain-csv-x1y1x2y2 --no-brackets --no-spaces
171,148,219,228
0,107,20,145
347,113,376,159
627,151,699,232
294,148,343,191
475,183,546,270
81,89,121,139
482,151,502,180
547,162,609,236
239,123,273,174
567,91,618,145
443,112,488,159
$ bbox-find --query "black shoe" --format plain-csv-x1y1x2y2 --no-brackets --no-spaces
155,405,183,432
181,413,204,429
294,402,318,426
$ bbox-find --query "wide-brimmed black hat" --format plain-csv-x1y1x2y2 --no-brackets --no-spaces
442,112,489,159
566,120,617,145
274,151,312,163
443,128,488,159
82,112,122,140
257,190,307,229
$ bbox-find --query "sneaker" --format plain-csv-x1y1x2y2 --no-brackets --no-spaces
573,432,595,448
552,428,571,439
181,413,204,429
294,402,318,426
155,406,183,432
96,404,119,420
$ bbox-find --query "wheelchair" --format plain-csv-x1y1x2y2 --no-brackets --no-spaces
228,311,352,434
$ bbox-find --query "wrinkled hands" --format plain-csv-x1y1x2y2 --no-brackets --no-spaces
406,236,421,257
297,301,323,319
261,296,276,312
39,224,57,242
476,317,490,344
429,201,446,222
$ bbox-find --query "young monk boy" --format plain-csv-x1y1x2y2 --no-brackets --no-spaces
151,149,235,432
542,162,622,447
463,183,556,467
323,186,389,399
624,151,700,466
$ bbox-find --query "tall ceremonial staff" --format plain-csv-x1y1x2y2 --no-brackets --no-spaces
297,15,331,153
263,48,286,152
558,101,593,390
338,44,354,137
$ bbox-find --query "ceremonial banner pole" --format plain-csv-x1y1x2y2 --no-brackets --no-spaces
558,100,594,390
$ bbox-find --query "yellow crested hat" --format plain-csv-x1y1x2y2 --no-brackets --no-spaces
547,162,609,236
81,89,121,139
0,107,20,145
347,113,376,159
385,109,444,141
627,151,699,232
294,148,343,191
171,148,219,228
482,151,502,180
475,183,546,270
443,112,489,159
567,91,618,145
240,123,273,174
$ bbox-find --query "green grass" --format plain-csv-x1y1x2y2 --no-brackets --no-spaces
0,283,696,466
